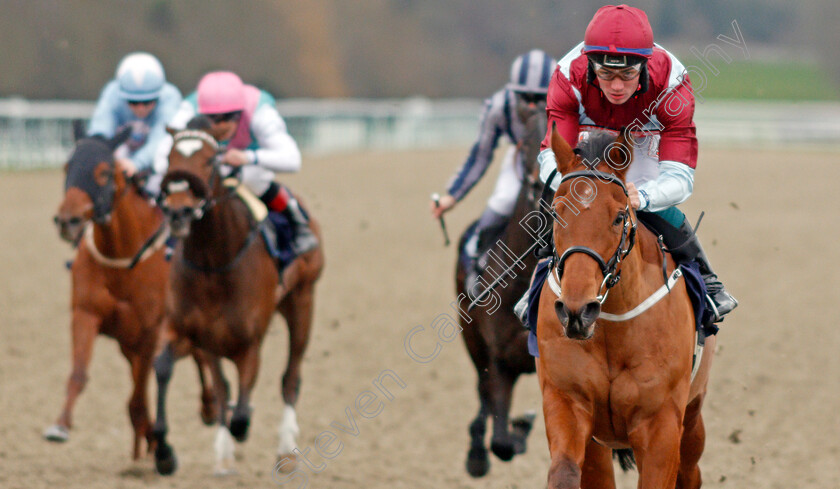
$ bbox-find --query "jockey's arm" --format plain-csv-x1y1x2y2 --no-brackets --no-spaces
127,84,183,172
87,82,121,138
444,91,508,203
247,105,301,173
637,79,698,211
538,69,580,190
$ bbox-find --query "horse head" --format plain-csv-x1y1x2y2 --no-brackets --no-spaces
54,121,131,243
159,116,222,238
548,127,636,340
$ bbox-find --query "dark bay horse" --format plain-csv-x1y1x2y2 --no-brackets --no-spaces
47,124,215,460
536,128,715,489
153,121,324,475
455,104,546,477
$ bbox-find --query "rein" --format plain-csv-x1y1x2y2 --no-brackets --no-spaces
82,219,170,269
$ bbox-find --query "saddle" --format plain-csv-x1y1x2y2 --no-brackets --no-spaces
226,180,297,272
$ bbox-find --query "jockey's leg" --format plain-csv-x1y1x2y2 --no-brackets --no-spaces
260,182,318,255
637,208,738,321
464,148,521,291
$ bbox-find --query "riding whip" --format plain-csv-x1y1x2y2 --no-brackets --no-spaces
430,193,451,247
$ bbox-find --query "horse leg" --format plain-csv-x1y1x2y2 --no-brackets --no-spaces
580,438,616,489
275,285,314,469
44,309,101,442
628,405,684,489
539,376,591,489
229,344,261,442
466,402,490,477
208,355,236,475
460,311,491,477
124,347,153,460
488,363,517,462
192,348,217,425
675,398,706,489
152,341,178,475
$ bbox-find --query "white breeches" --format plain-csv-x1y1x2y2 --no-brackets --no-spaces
485,146,523,217
240,165,275,197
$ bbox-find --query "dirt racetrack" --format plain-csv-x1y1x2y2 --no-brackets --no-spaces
1,145,839,489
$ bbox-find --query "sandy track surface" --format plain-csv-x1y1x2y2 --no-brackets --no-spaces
1,146,839,488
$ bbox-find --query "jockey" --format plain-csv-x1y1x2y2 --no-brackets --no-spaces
431,49,556,288
156,71,318,256
88,52,182,176
533,4,737,321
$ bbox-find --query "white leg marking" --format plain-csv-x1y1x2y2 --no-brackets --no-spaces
213,426,237,476
277,404,300,456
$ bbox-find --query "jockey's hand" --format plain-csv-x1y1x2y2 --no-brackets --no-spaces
115,157,137,176
430,194,456,219
221,149,250,167
627,182,641,209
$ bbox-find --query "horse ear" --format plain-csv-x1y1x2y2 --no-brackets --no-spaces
72,119,86,142
550,122,575,174
110,126,132,150
606,127,633,180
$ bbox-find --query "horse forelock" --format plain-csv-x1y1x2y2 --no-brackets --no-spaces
574,131,619,172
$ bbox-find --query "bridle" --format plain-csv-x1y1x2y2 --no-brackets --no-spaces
158,129,258,274
158,130,238,219
549,170,637,304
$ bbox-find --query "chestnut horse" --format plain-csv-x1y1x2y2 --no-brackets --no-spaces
535,128,715,489
153,121,323,475
455,104,545,477
46,123,215,460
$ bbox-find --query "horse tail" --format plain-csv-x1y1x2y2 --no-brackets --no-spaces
612,448,636,472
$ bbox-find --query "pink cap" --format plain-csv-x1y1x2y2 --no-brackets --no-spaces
197,71,246,114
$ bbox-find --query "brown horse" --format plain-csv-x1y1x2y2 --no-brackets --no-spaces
535,128,715,489
153,120,323,475
46,124,216,460
455,104,545,477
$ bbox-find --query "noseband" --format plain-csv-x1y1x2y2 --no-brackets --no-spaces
551,170,637,303
158,131,231,218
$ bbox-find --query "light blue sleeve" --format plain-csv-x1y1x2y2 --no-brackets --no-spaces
637,160,694,212
130,84,183,171
87,81,121,138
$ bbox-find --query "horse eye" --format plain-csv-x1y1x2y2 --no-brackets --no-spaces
613,212,625,226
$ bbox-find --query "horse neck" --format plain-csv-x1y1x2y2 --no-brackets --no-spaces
92,179,161,257
600,223,670,312
492,176,541,287
183,184,252,267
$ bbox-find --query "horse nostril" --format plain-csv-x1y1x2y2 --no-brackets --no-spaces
580,301,601,323
554,300,570,327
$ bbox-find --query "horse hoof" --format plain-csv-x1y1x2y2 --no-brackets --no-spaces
229,416,250,442
491,440,515,462
43,425,69,442
466,447,490,477
274,453,297,474
154,443,178,475
213,465,238,477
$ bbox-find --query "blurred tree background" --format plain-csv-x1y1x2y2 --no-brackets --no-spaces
0,0,836,100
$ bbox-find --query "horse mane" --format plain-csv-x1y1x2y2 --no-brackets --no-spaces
186,115,213,131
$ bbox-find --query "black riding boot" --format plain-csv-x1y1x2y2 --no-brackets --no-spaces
667,220,738,322
283,197,318,256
